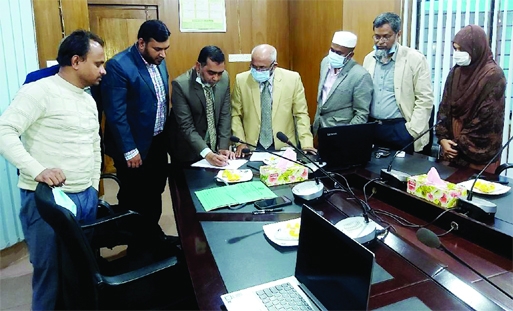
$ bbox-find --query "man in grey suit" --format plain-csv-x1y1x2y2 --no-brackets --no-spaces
313,31,373,136
168,46,234,167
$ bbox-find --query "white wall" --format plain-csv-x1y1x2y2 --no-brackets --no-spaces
0,0,39,249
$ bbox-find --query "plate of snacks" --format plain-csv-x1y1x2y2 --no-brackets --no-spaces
458,179,511,195
263,218,301,247
217,169,253,183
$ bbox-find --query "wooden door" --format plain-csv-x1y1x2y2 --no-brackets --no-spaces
88,4,157,174
89,5,158,60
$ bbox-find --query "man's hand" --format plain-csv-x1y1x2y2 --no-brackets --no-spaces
302,147,318,155
235,144,248,158
35,168,66,187
218,149,236,160
206,152,229,167
440,139,458,159
127,154,143,168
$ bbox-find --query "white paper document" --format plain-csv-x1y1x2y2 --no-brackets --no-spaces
249,151,285,162
191,159,247,170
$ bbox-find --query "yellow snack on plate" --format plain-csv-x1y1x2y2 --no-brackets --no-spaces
474,179,496,193
275,221,301,241
222,170,241,182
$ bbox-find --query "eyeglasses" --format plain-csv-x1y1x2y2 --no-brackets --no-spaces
250,61,275,72
372,34,394,42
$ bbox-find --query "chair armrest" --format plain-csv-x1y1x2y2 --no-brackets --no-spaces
101,256,178,285
495,163,513,175
101,173,121,185
81,210,140,229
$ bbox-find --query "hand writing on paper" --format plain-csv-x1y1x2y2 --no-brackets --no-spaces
206,152,229,167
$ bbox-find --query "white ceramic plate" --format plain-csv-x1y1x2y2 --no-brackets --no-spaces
457,179,511,195
216,169,253,183
263,218,301,247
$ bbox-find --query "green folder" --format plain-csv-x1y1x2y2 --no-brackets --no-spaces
195,181,277,211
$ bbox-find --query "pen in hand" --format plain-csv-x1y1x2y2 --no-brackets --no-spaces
252,208,284,215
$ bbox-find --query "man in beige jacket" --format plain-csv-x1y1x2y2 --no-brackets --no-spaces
231,44,315,157
363,12,433,153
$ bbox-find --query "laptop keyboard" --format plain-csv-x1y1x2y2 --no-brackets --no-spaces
256,282,313,311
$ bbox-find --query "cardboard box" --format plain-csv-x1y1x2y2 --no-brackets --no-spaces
407,174,467,208
259,163,308,186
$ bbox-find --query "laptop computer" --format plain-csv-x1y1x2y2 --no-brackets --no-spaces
317,122,377,170
220,205,375,311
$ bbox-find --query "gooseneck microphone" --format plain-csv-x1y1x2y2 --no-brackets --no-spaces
381,120,442,186
275,132,341,190
417,228,513,300
230,135,313,172
276,132,375,244
458,135,513,220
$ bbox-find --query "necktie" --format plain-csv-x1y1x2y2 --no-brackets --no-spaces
259,81,273,149
204,86,217,151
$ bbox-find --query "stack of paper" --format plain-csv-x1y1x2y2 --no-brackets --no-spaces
195,181,277,211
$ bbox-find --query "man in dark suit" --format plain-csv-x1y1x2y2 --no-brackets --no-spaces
168,46,234,167
101,20,171,227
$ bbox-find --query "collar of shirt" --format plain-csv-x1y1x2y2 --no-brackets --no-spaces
327,63,343,75
138,46,156,69
258,72,275,92
196,74,212,88
373,44,398,63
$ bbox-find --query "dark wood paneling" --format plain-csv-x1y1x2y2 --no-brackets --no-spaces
33,0,63,68
61,0,90,34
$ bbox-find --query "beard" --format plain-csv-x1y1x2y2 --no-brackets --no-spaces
141,47,162,65
375,48,391,64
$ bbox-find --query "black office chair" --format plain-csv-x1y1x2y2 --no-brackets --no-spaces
495,162,513,175
34,182,195,310
420,106,436,157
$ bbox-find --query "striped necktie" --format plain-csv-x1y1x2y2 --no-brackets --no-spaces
259,81,273,149
204,86,217,151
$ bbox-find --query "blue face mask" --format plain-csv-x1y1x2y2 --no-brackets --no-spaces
251,67,271,83
328,50,347,69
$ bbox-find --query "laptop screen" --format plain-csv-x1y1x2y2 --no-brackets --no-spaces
295,205,375,310
317,122,377,169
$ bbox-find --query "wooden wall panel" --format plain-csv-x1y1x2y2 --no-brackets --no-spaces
61,0,90,34
289,1,344,122
342,0,403,65
88,5,157,60
289,0,402,124
161,0,290,89
33,0,63,68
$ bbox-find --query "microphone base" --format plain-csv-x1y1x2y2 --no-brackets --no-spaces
380,169,411,191
458,196,496,221
335,217,376,244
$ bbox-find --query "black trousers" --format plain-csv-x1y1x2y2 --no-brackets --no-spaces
370,118,415,154
114,132,168,226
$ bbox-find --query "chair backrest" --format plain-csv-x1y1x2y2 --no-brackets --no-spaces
421,106,436,156
34,183,102,309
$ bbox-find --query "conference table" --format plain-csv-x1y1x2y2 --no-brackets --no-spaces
167,151,513,310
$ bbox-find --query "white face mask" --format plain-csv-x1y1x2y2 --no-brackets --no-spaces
453,51,471,66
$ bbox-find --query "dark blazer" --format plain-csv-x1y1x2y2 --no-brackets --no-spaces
101,45,169,162
168,68,231,163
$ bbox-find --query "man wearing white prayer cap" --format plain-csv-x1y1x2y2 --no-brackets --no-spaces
312,30,373,136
